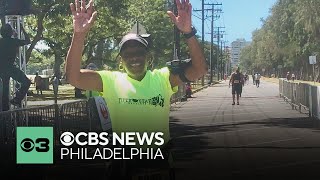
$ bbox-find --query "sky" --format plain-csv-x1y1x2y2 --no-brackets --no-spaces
190,0,277,46
36,0,277,50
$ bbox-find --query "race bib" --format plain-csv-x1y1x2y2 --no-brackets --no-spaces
234,80,240,83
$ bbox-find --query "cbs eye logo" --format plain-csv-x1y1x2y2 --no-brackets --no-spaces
20,138,50,152
60,132,74,146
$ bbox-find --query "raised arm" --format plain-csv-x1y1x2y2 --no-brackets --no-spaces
65,0,102,92
183,34,207,81
167,0,208,87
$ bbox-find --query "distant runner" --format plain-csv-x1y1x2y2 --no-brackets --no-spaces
229,69,242,105
255,73,261,88
252,74,255,85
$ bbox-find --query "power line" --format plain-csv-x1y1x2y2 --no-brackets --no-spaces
192,14,202,20
201,2,223,83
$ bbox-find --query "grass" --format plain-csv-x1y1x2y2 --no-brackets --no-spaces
261,77,280,84
27,84,85,101
26,79,216,102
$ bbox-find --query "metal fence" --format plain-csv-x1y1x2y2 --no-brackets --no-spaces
0,99,111,176
0,80,211,165
59,100,89,134
279,78,315,116
0,82,210,145
0,104,58,165
309,85,318,118
0,77,213,178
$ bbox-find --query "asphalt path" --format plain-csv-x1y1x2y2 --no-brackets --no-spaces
170,80,320,179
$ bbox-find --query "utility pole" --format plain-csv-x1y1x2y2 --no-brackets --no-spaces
220,40,223,80
194,0,206,86
173,0,180,60
215,27,225,81
210,10,214,84
204,3,222,84
195,2,222,84
223,41,228,77
217,28,220,81
202,0,204,49
201,0,205,86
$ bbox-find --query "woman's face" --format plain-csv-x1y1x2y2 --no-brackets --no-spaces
120,41,148,80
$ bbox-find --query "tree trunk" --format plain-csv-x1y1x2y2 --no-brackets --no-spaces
299,66,303,80
54,54,63,78
85,44,94,66
26,13,46,64
25,3,55,63
94,40,104,68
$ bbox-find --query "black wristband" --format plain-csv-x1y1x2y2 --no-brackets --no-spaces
183,26,197,39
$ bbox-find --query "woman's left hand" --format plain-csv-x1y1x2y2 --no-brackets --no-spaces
167,0,192,34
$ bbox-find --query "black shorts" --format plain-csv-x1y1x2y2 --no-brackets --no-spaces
232,84,241,95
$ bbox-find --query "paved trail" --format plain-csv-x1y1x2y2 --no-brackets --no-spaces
171,81,320,179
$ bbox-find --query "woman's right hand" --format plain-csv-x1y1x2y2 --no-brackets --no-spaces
70,0,97,34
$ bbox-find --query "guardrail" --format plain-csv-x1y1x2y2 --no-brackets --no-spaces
279,78,315,117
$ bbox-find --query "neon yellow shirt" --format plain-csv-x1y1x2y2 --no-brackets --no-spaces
98,67,177,147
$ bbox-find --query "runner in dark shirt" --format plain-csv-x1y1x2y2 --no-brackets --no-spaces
229,69,242,105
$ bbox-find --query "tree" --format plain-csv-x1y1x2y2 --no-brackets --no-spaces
23,0,205,78
240,0,320,80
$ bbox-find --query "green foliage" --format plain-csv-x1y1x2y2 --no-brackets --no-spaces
239,0,320,79
24,0,191,73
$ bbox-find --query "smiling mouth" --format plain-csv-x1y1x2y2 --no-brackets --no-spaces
130,62,142,67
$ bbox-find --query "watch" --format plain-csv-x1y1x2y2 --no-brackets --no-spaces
183,26,197,39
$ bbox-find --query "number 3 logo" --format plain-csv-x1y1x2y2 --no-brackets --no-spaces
20,138,50,152
36,138,50,152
